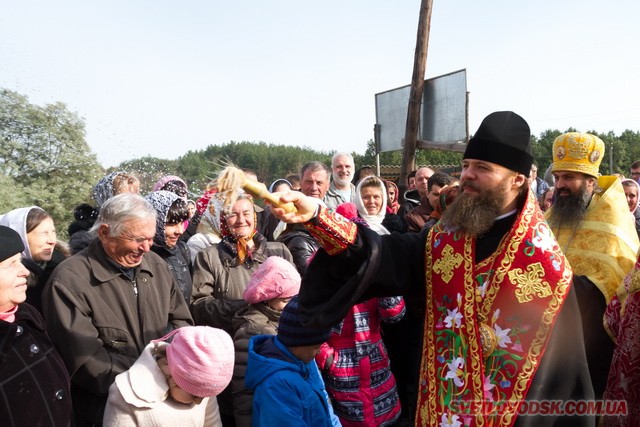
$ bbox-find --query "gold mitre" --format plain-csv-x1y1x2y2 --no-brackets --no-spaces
551,132,605,177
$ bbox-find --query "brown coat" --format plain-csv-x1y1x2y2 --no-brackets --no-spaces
42,238,193,425
230,303,281,427
404,196,434,233
190,234,292,334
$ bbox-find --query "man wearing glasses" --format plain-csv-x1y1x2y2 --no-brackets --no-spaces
42,193,193,426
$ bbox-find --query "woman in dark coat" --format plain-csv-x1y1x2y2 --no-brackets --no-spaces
190,194,293,425
0,225,72,426
146,190,194,304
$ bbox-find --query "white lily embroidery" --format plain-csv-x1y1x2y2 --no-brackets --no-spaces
445,357,465,387
444,307,463,329
494,324,512,348
439,413,462,427
532,224,555,253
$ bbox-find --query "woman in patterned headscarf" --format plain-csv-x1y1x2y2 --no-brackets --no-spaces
189,193,294,335
93,171,140,207
145,190,193,303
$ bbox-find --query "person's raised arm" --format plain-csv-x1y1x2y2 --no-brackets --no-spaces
268,191,320,224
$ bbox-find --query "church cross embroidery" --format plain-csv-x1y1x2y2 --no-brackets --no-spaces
433,244,463,284
509,262,552,303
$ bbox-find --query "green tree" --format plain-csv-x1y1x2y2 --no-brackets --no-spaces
531,129,563,177
613,130,640,174
0,89,103,238
175,141,336,196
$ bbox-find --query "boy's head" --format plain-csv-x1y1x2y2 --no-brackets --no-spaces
277,296,332,362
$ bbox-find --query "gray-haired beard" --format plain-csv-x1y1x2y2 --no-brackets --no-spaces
439,180,507,237
546,184,591,229
333,174,352,188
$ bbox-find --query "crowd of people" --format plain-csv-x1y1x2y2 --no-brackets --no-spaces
2,112,640,427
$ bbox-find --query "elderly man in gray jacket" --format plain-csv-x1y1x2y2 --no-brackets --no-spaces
42,193,193,426
324,153,356,210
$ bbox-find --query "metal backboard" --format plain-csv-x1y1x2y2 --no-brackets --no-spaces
375,69,467,153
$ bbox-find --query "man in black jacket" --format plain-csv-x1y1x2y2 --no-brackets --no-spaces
277,161,329,275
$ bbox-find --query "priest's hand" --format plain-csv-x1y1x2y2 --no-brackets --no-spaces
268,191,320,223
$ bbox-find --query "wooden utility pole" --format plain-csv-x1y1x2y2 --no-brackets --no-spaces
398,0,433,197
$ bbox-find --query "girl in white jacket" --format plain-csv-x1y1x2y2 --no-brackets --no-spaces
103,326,234,427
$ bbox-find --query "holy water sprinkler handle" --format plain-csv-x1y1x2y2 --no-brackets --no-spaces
241,179,297,213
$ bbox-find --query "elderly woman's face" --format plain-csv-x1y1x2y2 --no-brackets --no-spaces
0,253,30,312
361,186,384,215
225,199,255,239
26,217,56,263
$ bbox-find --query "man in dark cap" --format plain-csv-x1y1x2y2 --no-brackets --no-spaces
269,112,594,426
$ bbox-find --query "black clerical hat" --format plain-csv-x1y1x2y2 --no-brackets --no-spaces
463,111,533,177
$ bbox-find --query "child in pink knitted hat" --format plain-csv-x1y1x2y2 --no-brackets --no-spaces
229,256,301,426
103,326,234,427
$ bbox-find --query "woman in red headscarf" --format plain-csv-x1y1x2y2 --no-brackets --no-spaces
189,194,294,425
189,194,294,335
384,179,400,214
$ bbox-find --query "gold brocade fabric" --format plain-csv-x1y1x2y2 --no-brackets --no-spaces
546,176,640,303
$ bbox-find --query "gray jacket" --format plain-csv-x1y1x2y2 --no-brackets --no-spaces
324,181,356,210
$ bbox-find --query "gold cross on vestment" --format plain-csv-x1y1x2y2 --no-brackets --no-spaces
509,262,552,303
433,244,463,284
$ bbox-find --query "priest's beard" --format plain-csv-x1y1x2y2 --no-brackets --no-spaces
546,183,591,229
439,178,509,237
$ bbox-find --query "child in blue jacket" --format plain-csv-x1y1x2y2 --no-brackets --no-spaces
245,296,340,427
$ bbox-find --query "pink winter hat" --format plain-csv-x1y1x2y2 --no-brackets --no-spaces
155,326,234,398
243,256,301,304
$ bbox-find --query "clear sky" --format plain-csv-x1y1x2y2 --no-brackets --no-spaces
2,1,639,167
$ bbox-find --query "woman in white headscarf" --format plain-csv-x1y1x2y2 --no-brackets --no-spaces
0,206,66,313
353,175,405,234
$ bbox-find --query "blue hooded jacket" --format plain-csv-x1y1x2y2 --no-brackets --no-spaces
245,335,340,427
